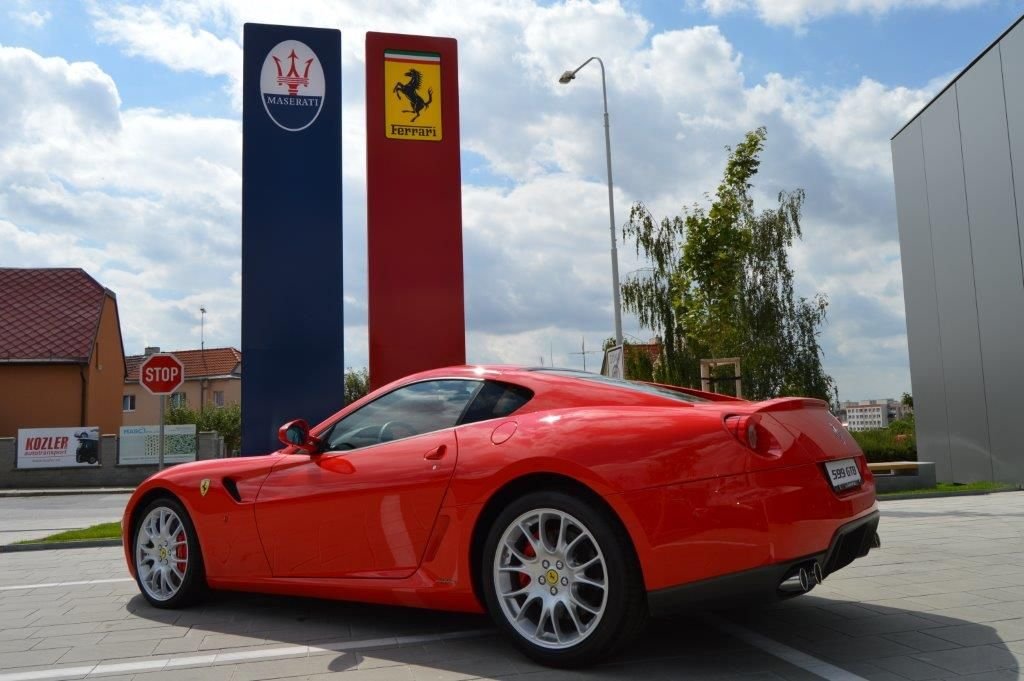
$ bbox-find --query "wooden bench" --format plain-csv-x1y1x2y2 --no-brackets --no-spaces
867,461,936,493
867,461,921,476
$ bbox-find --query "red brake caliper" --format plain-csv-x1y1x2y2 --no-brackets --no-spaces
519,538,536,588
175,531,187,572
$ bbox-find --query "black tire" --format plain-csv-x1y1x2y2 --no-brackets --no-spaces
87,455,98,465
480,490,648,667
132,496,206,609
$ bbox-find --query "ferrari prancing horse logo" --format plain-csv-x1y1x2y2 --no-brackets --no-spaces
384,49,442,141
200,479,210,496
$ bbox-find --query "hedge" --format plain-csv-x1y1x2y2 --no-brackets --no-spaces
849,420,917,463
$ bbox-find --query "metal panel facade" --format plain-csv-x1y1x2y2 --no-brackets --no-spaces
893,21,1024,482
891,122,952,481
919,90,991,481
956,48,1024,482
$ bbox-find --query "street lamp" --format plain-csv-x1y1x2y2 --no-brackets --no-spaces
559,57,624,361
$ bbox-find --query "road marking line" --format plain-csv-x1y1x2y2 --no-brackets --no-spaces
709,615,867,681
0,578,133,592
0,629,490,681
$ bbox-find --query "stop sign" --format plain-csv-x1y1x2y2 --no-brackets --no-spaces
139,353,185,396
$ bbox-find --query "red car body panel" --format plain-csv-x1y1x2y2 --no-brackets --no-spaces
123,365,877,615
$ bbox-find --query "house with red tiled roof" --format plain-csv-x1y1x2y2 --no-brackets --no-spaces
122,346,241,426
0,268,127,437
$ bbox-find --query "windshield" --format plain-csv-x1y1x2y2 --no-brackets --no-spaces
534,369,709,404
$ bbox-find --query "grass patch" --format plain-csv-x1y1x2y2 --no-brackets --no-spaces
879,481,1019,497
17,522,122,544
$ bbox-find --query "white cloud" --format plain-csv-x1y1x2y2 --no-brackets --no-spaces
701,0,993,30
0,0,945,400
11,8,51,28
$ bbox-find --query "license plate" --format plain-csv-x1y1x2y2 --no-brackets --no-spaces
825,458,862,491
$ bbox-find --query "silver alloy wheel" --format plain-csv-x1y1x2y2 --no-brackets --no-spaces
492,508,608,650
135,506,189,602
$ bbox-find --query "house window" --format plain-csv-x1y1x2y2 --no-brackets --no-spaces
213,391,225,407
122,394,136,412
170,392,187,408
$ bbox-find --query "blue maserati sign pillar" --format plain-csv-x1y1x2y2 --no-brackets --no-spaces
241,23,343,454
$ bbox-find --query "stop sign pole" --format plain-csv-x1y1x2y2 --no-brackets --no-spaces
139,353,185,470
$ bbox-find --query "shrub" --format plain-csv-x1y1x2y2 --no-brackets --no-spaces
850,418,917,463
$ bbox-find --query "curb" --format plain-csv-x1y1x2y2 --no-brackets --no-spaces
0,538,123,553
879,487,1022,501
0,488,134,498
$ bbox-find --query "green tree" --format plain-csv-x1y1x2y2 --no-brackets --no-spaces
165,402,241,456
345,367,371,404
621,127,835,400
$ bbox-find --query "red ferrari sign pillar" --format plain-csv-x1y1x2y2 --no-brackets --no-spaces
366,32,465,390
139,353,185,470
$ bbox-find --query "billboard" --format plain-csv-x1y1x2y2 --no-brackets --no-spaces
241,23,344,455
366,32,465,390
17,427,101,468
118,425,197,465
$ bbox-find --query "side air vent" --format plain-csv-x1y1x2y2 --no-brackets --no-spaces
222,477,242,503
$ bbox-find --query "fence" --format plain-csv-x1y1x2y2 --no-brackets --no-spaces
0,432,225,489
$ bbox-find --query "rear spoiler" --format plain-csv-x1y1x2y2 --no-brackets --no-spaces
636,380,746,403
754,397,829,412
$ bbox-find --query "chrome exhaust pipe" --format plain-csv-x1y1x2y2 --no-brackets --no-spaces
812,561,824,585
779,566,815,594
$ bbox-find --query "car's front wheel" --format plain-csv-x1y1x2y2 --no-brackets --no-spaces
133,497,205,608
481,490,647,667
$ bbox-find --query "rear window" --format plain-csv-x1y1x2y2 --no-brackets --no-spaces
460,381,534,424
534,369,708,404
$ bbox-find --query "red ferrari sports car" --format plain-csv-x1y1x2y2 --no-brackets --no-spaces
122,366,879,667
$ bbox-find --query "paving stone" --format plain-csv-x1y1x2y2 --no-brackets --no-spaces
0,646,72,668
912,644,1021,675
825,612,946,637
883,630,965,652
55,639,159,663
872,654,952,680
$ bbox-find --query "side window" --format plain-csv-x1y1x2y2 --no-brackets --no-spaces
322,379,480,451
460,381,533,425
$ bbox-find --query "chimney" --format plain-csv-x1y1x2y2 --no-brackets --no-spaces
144,346,161,356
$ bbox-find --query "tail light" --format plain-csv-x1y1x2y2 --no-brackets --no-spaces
725,414,782,457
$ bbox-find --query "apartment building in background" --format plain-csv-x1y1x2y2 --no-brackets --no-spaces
123,347,241,425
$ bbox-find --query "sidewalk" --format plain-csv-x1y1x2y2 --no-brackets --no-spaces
0,490,130,544
0,487,135,497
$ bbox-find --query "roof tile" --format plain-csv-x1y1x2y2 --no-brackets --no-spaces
0,268,108,362
126,347,241,381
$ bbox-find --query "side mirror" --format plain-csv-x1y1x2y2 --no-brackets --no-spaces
278,419,322,455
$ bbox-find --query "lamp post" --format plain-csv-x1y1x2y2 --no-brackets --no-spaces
559,57,624,363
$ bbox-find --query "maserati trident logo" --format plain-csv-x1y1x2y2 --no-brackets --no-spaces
260,40,325,132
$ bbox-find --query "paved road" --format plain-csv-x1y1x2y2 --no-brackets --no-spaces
0,493,130,544
0,493,1022,680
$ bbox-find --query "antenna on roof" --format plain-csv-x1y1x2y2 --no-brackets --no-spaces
200,307,207,351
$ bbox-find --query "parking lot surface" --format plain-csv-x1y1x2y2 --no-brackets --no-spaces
0,492,1022,680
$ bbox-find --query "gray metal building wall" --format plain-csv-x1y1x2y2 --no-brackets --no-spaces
892,17,1024,483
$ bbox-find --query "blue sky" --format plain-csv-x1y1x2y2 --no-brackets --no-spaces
1,0,1022,401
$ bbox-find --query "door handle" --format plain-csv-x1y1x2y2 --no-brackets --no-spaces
424,444,447,461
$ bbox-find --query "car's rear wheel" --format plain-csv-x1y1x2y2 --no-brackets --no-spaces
481,490,647,667
133,497,205,608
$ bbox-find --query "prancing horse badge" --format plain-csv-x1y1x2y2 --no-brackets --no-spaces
200,479,210,496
